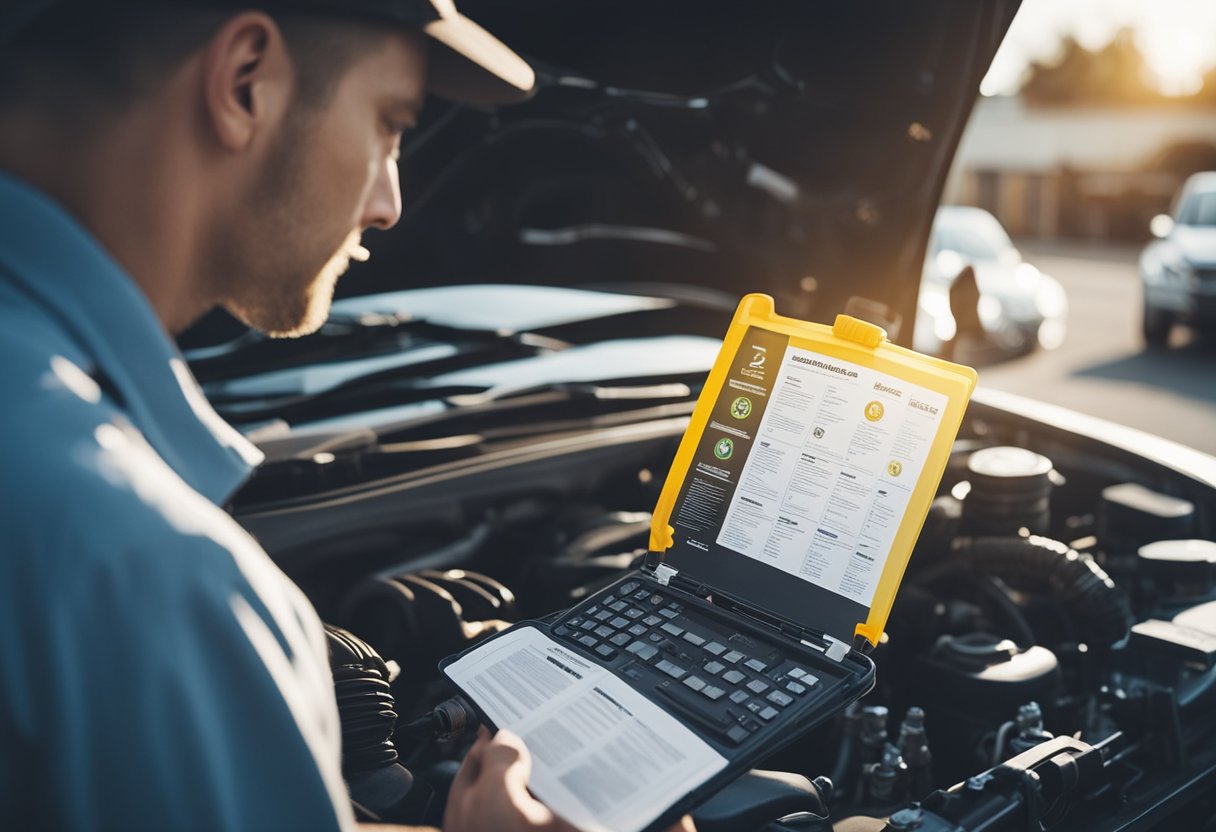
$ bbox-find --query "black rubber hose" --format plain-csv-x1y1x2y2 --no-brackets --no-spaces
325,624,401,773
952,535,1133,647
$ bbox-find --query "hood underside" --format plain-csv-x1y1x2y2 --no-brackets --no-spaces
344,0,1020,347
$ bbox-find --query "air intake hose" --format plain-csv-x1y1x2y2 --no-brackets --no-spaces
952,535,1133,647
325,624,400,772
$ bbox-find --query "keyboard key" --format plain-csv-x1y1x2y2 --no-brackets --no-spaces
683,676,707,692
596,644,617,659
660,622,685,638
632,590,650,601
802,672,820,687
568,616,584,626
603,596,616,606
701,686,726,701
767,690,794,707
703,661,725,675
787,666,807,679
744,659,768,673
579,635,598,648
595,610,613,622
656,660,687,680
625,608,644,619
704,642,727,656
649,594,664,605
746,701,763,714
758,706,779,721
610,633,632,647
580,619,598,631
746,679,769,694
727,725,750,744
648,633,665,643
723,650,745,664
595,625,614,638
658,608,680,620
628,624,647,636
554,625,570,637
643,615,662,626
722,670,746,685
683,632,706,647
626,641,659,661
786,681,807,695
610,601,629,612
610,616,630,629
729,690,749,704
620,582,639,595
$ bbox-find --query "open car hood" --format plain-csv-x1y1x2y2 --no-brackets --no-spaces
346,0,1021,346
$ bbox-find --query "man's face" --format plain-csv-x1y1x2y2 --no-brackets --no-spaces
220,29,426,337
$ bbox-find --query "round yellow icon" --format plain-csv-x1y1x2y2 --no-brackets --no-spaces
887,460,903,477
865,400,885,422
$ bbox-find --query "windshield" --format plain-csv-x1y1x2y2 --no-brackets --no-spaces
1177,191,1216,227
932,207,1018,262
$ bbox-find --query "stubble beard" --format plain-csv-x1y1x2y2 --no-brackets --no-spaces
218,111,360,339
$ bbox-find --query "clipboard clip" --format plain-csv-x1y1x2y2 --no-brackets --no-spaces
832,315,887,349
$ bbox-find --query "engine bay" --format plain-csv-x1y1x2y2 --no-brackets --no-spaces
190,285,1216,831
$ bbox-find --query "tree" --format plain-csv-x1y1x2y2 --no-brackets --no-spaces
1020,28,1177,107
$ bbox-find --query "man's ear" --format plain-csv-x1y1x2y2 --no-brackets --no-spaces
200,12,293,152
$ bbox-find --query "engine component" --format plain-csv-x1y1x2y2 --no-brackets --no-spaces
896,707,933,798
324,624,434,823
1137,539,1216,599
962,446,1055,536
913,634,1060,783
418,569,517,622
859,706,891,768
1005,701,1053,758
338,571,514,677
863,743,909,806
1098,483,1195,554
952,535,1133,647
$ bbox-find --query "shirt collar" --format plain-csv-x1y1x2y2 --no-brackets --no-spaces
0,170,264,504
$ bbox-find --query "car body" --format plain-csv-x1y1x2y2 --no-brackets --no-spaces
913,205,1068,362
1139,171,1216,346
177,2,1216,830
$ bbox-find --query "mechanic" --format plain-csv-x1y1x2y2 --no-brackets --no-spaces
0,2,692,830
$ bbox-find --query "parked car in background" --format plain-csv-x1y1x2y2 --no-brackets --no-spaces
1139,171,1216,347
914,205,1068,362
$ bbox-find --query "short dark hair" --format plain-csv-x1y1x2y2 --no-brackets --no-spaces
0,4,388,117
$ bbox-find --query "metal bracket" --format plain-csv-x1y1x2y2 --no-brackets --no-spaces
824,636,851,662
654,564,679,586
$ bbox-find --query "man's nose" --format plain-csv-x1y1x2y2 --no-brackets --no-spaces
362,158,402,231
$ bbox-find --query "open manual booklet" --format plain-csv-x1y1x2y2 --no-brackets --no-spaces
443,294,978,832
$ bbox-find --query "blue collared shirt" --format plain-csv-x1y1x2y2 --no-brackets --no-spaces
0,171,353,830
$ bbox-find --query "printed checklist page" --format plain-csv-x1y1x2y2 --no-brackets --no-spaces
445,626,728,832
715,346,946,607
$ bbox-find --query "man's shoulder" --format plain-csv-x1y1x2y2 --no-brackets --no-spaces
0,315,234,575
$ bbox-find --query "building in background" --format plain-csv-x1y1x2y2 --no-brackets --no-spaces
943,31,1216,242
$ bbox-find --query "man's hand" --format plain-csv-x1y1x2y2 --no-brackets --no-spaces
443,727,695,832
443,727,577,832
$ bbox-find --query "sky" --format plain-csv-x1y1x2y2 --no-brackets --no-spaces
981,0,1216,96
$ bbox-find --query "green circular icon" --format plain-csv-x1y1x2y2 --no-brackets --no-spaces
714,437,734,460
730,396,753,420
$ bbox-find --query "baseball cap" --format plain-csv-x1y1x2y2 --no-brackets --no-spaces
0,0,535,106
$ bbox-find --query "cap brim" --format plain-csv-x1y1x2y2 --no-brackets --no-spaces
424,12,534,106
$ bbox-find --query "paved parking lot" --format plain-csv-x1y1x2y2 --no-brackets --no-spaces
976,240,1216,457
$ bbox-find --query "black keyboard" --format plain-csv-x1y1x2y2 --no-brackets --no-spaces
552,577,827,747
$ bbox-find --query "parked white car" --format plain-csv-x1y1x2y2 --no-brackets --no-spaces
915,205,1068,362
1139,171,1216,347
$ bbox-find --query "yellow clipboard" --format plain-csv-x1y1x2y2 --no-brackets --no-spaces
648,293,977,648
